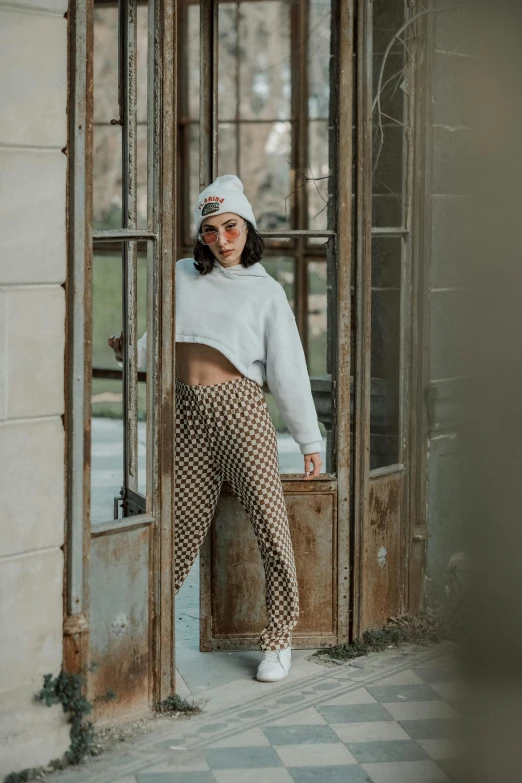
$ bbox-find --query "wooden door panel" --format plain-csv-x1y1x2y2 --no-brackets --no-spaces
202,480,338,650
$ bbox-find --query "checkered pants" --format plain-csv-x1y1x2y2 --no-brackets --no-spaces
174,375,299,651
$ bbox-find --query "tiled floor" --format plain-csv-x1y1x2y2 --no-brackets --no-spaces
47,642,462,783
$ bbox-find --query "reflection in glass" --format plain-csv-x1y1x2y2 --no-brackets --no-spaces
309,0,331,120
137,4,149,124
237,1,291,121
370,239,401,469
187,4,200,120
262,257,294,308
90,253,147,523
240,122,292,230
308,261,328,377
218,123,238,177
372,0,406,228
218,3,239,122
262,258,327,473
308,120,330,232
93,124,122,231
93,4,148,230
93,5,118,125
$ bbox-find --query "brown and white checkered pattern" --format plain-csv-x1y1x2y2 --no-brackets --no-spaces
174,375,299,651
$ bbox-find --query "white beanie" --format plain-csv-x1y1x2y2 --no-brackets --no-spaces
194,175,257,233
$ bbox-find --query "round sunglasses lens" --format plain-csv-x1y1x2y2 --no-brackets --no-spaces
202,232,218,245
223,228,240,241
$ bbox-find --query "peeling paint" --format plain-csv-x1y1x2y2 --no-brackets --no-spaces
112,613,129,635
377,546,387,567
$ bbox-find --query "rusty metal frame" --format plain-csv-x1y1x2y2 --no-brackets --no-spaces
407,7,433,614
120,0,140,495
290,0,310,357
351,0,373,639
64,0,94,664
66,0,177,702
150,0,178,702
329,0,354,645
199,0,219,187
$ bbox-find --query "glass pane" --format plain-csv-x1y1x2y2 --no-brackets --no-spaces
240,122,292,230
91,252,147,524
238,1,291,121
309,0,331,121
373,0,405,55
93,124,122,230
370,238,401,469
137,124,148,228
371,235,401,288
187,4,200,120
261,258,327,473
218,3,239,123
262,257,295,307
308,120,330,232
93,5,119,125
218,123,238,176
372,0,406,227
308,260,328,377
137,4,149,124
137,4,148,228
183,122,200,243
372,126,404,215
91,251,123,524
137,253,147,500
308,260,330,473
262,258,297,472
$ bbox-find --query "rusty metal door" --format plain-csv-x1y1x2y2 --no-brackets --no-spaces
183,0,353,651
65,0,178,721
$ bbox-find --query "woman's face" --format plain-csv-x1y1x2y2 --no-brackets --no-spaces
199,212,248,267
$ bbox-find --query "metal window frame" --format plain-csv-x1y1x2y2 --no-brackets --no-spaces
176,0,340,485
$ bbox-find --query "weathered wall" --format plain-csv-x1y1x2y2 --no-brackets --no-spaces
425,7,469,610
0,0,70,773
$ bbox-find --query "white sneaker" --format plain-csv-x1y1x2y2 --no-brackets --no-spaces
256,646,291,682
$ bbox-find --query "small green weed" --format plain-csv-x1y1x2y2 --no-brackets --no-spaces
313,612,447,662
155,694,202,715
3,666,115,783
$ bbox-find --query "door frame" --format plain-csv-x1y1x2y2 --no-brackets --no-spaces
194,0,355,650
64,0,178,710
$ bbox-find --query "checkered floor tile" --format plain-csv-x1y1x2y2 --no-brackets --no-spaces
46,645,462,783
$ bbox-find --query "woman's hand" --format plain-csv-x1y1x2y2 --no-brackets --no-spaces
303,452,322,480
108,330,124,361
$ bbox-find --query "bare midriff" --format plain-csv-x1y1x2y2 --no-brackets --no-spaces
175,341,244,386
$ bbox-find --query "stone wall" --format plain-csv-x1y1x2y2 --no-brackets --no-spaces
425,7,470,610
0,0,70,773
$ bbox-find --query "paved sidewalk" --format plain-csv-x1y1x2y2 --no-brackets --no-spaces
48,642,461,783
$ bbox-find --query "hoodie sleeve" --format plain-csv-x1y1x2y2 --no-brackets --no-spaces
265,316,323,455
115,331,147,373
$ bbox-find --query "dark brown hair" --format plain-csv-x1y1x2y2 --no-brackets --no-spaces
192,220,265,275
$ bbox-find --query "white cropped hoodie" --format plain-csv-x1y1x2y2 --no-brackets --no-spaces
133,257,323,455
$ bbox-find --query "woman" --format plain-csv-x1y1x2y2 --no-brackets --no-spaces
109,175,323,683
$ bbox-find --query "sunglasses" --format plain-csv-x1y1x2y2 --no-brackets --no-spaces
197,221,247,246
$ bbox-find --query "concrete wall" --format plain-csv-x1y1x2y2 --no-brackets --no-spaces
0,0,70,774
425,7,470,610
